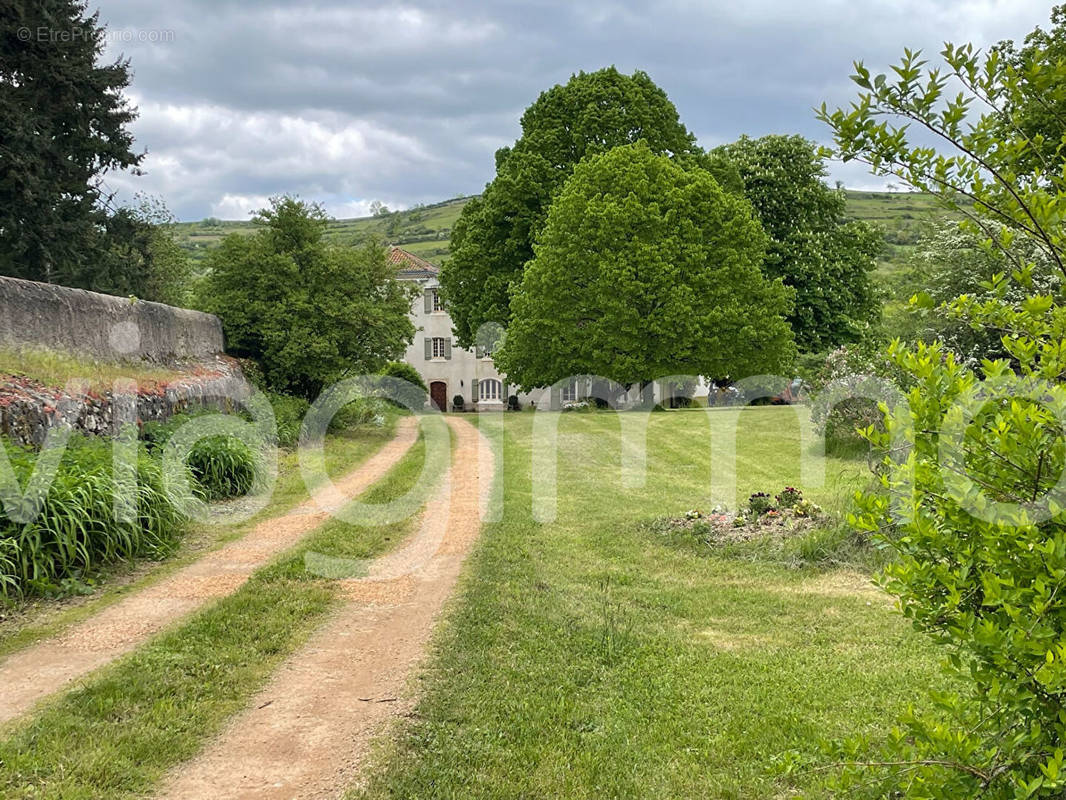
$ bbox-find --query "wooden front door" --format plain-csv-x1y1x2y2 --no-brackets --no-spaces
430,381,447,411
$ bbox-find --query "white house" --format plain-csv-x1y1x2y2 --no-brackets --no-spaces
390,246,718,411
390,247,549,411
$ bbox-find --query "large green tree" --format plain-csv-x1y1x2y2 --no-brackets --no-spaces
717,135,881,352
0,1,145,289
81,196,193,306
439,67,702,346
811,9,1066,798
990,4,1066,177
494,142,796,391
198,197,416,398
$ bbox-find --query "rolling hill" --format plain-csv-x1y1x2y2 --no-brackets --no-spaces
174,190,953,278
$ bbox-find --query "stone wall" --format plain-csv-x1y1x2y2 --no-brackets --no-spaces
0,276,253,447
0,356,250,448
0,275,224,364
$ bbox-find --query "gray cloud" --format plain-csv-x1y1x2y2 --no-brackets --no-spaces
93,0,1053,219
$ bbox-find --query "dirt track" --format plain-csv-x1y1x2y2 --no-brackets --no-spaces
156,415,490,800
0,417,418,725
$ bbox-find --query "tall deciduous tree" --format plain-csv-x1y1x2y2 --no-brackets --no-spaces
717,135,882,352
991,5,1066,178
0,0,144,287
494,142,796,391
439,67,702,346
198,197,416,398
814,9,1066,797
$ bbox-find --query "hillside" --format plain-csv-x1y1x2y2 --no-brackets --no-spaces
174,195,473,270
175,190,952,276
843,190,955,277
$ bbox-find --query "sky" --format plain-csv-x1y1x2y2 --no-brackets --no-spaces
92,0,1055,221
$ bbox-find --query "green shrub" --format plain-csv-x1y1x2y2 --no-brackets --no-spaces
747,492,773,515
0,435,189,598
808,338,908,457
267,392,310,448
812,17,1066,796
329,397,387,431
775,486,802,509
141,413,262,500
379,361,428,410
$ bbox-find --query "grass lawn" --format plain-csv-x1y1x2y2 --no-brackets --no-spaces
354,407,944,799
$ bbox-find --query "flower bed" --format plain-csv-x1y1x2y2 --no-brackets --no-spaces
656,488,825,546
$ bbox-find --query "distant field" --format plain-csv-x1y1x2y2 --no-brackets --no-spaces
843,190,955,277
173,196,472,270
175,190,953,279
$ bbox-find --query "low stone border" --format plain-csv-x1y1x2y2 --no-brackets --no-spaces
0,356,249,447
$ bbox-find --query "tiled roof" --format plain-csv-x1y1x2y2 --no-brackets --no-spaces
387,246,440,278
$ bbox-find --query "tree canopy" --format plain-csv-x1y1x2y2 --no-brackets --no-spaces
439,67,701,346
991,5,1066,178
198,197,416,398
0,0,154,293
494,142,796,391
816,7,1066,797
717,135,881,352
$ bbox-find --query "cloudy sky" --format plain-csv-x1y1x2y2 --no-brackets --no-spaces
93,0,1053,221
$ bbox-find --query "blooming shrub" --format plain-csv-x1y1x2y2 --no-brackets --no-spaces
808,338,908,453
775,486,803,508
747,492,774,516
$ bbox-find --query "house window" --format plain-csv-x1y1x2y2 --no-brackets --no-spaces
431,289,444,312
562,378,581,402
479,378,502,401
432,337,448,358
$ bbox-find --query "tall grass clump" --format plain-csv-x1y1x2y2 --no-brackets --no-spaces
186,436,259,500
0,436,190,598
142,414,263,500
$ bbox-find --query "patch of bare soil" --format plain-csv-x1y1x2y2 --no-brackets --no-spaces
156,416,490,800
0,418,418,726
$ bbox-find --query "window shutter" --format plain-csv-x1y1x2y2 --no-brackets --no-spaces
424,337,432,360
444,338,452,359
471,378,479,402
424,289,433,313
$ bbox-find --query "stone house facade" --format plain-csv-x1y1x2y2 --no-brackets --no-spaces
390,247,549,411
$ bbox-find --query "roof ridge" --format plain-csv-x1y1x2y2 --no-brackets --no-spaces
387,245,440,276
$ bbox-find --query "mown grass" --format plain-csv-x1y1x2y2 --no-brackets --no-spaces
0,419,442,800
0,414,400,657
353,407,944,799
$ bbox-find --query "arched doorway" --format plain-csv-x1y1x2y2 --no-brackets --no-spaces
430,381,448,411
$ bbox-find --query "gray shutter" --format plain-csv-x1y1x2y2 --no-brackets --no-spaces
471,378,479,402
444,338,452,359
424,289,433,313
424,337,432,360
